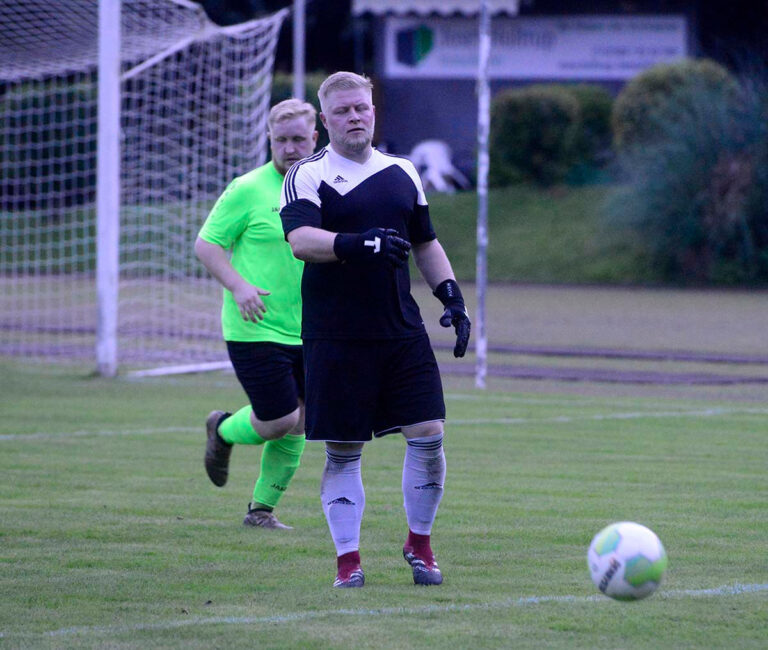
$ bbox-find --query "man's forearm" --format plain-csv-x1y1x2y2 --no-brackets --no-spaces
413,239,455,289
287,226,339,262
194,237,247,292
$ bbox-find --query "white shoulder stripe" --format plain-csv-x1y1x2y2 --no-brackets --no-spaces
285,149,327,204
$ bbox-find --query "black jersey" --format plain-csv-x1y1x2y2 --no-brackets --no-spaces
280,145,437,340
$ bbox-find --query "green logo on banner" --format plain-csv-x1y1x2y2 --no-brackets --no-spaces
396,25,434,66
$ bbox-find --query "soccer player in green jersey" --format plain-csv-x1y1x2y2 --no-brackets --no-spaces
195,99,318,529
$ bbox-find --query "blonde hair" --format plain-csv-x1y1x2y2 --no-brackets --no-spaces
268,98,317,133
318,71,373,110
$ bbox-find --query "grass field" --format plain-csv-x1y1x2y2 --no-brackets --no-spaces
428,185,647,284
0,185,641,286
2,349,767,648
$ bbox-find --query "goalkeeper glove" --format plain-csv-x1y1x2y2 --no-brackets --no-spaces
433,279,471,358
333,228,411,268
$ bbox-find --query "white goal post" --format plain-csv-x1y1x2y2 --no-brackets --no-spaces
0,0,288,375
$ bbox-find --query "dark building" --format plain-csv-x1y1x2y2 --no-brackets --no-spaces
196,1,768,175
354,0,701,174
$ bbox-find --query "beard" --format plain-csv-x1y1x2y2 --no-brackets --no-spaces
340,129,372,152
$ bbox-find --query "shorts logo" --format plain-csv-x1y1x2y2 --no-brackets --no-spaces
333,175,348,183
327,496,355,505
415,482,443,490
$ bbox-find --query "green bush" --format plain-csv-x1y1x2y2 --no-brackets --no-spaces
490,83,614,187
270,71,326,107
490,84,581,186
561,84,615,182
606,77,768,284
0,79,97,212
612,58,737,149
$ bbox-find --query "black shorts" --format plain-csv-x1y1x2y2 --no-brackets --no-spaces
303,334,445,442
226,341,305,422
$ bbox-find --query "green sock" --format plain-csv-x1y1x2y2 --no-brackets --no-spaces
252,433,306,508
218,406,265,445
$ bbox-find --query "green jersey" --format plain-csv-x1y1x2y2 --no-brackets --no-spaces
198,162,303,344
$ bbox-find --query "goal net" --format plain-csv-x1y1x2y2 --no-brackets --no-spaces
0,0,288,372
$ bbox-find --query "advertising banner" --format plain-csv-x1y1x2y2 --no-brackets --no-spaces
384,15,689,80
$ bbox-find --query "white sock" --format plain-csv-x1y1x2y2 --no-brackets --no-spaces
321,448,365,556
402,433,445,535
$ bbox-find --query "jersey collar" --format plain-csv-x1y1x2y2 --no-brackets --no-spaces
327,143,376,167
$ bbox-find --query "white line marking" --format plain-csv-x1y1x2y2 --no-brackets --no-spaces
0,583,763,639
445,393,661,407
126,361,231,378
123,376,236,388
3,407,768,442
0,427,195,441
450,407,768,426
445,392,768,411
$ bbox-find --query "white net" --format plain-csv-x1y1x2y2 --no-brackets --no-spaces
0,0,288,368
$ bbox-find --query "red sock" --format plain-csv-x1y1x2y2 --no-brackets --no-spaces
337,550,361,579
406,530,433,560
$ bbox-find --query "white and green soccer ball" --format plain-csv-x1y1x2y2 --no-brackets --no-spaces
587,521,668,601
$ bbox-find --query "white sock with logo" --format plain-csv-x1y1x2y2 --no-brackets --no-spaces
402,433,445,535
321,447,365,556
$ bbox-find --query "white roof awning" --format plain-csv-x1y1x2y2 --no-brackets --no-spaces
352,0,520,17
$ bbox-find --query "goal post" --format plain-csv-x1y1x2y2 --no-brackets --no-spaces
0,0,289,374
96,0,121,377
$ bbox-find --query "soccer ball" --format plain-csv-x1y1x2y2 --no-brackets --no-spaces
587,521,668,601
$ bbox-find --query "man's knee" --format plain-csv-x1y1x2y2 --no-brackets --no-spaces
253,407,301,440
402,420,444,440
326,441,364,454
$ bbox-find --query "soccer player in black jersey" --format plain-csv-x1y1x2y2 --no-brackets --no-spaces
280,71,471,588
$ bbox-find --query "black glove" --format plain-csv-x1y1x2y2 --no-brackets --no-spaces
333,228,411,268
433,279,471,358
